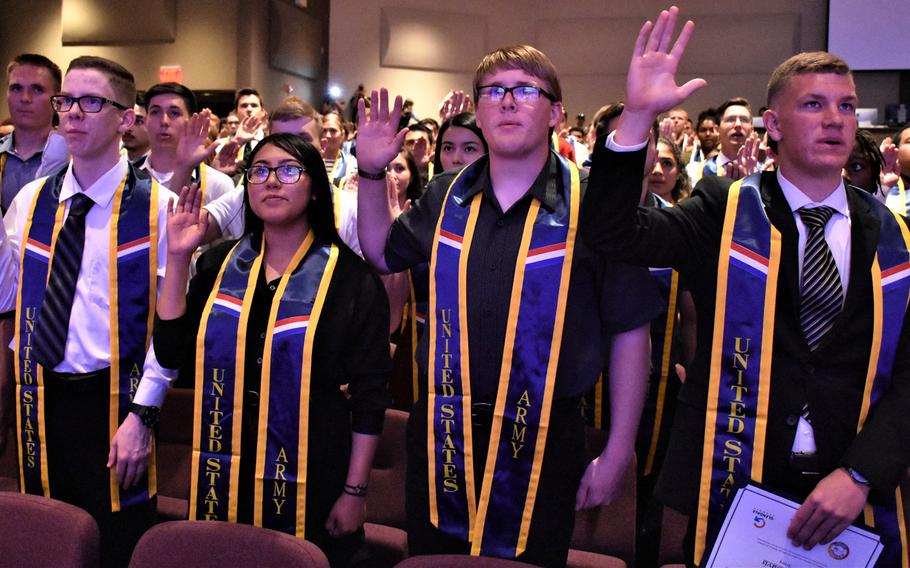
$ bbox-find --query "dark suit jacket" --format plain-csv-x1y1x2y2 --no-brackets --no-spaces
581,139,910,515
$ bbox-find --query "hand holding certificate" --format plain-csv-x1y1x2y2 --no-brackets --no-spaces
704,484,883,568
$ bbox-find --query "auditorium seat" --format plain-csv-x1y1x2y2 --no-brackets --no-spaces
365,408,410,564
155,387,194,520
0,424,19,491
566,427,636,568
395,555,538,567
657,505,688,567
0,491,100,568
129,520,329,567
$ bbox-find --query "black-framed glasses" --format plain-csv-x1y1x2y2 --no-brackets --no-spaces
51,95,129,113
476,85,555,103
245,164,306,184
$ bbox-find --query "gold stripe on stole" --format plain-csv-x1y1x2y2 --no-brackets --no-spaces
190,240,247,520
644,271,679,476
407,271,419,404
593,374,603,429
198,166,207,204
751,225,781,479
147,180,160,497
898,488,910,568
107,173,130,511
0,153,7,188
14,179,56,497
425,176,480,535
898,178,906,217
694,185,741,564
472,200,542,555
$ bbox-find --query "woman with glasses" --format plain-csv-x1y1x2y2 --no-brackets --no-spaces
154,133,390,566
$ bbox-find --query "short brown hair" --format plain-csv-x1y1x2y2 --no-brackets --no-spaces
8,53,62,92
718,97,752,119
66,56,136,107
269,96,320,132
767,52,851,106
473,45,562,102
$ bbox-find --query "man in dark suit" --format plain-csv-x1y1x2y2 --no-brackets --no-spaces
582,7,910,567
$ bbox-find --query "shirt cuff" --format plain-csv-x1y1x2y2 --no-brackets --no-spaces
605,131,649,152
133,341,178,407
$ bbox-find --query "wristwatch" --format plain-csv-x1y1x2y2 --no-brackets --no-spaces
844,466,871,487
129,403,161,429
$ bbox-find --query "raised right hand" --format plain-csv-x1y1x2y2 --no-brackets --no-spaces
175,109,216,170
167,183,209,257
356,89,408,174
624,7,705,117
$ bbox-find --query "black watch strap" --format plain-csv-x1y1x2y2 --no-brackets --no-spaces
129,402,161,428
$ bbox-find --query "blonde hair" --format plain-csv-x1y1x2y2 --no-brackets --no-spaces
473,45,561,102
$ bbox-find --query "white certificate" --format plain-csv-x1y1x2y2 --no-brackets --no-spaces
704,483,883,568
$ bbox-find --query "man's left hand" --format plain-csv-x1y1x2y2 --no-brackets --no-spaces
787,468,870,550
107,412,152,490
575,454,629,510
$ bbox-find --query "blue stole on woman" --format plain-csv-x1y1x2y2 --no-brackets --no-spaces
189,232,339,539
426,152,580,558
15,166,159,512
693,175,910,566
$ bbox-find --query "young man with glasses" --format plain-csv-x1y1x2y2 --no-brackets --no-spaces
356,45,659,566
0,55,174,566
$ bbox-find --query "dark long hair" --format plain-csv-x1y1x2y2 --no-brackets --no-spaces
397,150,424,203
242,133,342,246
432,112,488,174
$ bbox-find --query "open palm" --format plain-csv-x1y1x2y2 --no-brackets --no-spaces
356,89,408,173
167,184,209,256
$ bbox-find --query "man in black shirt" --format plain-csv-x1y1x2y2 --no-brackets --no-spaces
355,46,660,566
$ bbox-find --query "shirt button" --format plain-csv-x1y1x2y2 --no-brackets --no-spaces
489,263,496,271
786,414,798,427
496,219,504,227
260,332,266,339
269,285,277,291
256,357,263,365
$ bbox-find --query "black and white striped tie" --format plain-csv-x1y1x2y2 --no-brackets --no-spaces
33,192,94,369
797,206,843,351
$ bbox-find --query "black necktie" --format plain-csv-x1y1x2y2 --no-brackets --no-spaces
34,193,94,369
797,206,843,351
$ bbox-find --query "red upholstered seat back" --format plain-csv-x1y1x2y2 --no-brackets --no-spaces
0,492,100,568
128,520,330,568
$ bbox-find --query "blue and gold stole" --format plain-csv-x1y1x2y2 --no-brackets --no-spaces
14,166,159,512
693,176,910,566
329,151,352,189
189,231,339,538
888,177,907,216
427,153,579,558
399,264,429,405
583,196,681,480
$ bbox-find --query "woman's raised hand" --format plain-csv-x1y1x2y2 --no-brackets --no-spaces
167,183,209,257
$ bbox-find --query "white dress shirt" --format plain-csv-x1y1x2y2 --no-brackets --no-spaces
140,160,235,206
3,156,176,407
205,183,246,239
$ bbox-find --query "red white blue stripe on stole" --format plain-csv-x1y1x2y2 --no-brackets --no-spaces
273,315,310,338
24,238,51,261
213,293,243,316
438,229,464,251
525,242,566,267
729,242,770,276
882,261,910,288
116,236,151,262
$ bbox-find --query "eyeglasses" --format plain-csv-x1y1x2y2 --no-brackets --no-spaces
245,164,306,184
51,95,129,113
476,85,555,104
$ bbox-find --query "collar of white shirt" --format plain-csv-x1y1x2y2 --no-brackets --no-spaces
59,156,129,209
776,169,849,219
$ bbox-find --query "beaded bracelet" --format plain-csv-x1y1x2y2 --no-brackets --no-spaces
343,483,368,497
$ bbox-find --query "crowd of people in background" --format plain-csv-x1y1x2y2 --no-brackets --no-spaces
1,5,910,568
